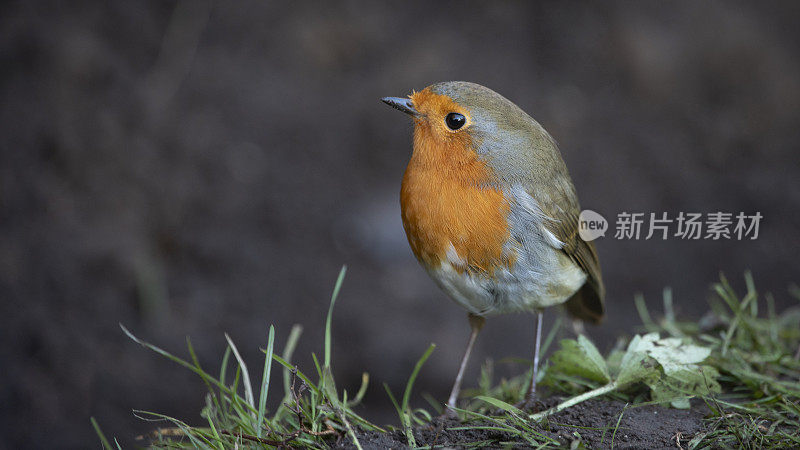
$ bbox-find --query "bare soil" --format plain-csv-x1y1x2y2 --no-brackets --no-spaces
334,399,707,449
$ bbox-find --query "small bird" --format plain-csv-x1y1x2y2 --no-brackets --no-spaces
382,82,605,412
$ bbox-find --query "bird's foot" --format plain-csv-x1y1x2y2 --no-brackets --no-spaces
439,405,458,420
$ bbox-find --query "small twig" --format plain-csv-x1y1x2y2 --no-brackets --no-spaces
287,369,313,433
305,421,337,436
284,367,341,440
672,431,684,450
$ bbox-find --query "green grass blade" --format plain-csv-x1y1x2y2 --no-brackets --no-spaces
721,287,755,356
224,333,255,412
476,395,525,416
634,293,653,329
348,372,370,407
401,343,436,414
311,352,323,380
186,336,223,418
90,417,114,450
273,324,303,421
121,324,232,395
282,324,303,398
256,325,275,438
340,391,364,450
219,346,231,388
609,403,628,449
396,343,435,447
383,382,403,418
204,413,223,450
422,392,444,415
325,265,347,368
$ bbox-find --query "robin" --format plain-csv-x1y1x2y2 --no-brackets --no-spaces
382,81,605,413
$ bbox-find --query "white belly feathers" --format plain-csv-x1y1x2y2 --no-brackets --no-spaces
425,185,587,316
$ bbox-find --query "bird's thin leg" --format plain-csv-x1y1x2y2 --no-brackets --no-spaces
526,310,544,401
571,318,586,337
446,313,485,414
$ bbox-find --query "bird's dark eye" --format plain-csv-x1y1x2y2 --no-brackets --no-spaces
445,112,466,130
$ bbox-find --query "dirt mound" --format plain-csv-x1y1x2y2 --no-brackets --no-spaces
337,399,707,449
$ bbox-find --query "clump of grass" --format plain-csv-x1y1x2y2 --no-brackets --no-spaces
628,273,800,448
681,273,800,448
383,343,436,448
98,266,384,448
451,272,800,447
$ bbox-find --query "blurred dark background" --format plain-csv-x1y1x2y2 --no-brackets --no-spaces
2,1,799,448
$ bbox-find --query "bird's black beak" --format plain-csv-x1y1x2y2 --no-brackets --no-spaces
381,97,419,117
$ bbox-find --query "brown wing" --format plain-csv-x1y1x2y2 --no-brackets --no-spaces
535,188,606,324
547,207,605,323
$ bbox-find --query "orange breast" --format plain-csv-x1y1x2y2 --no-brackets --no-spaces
400,121,512,274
